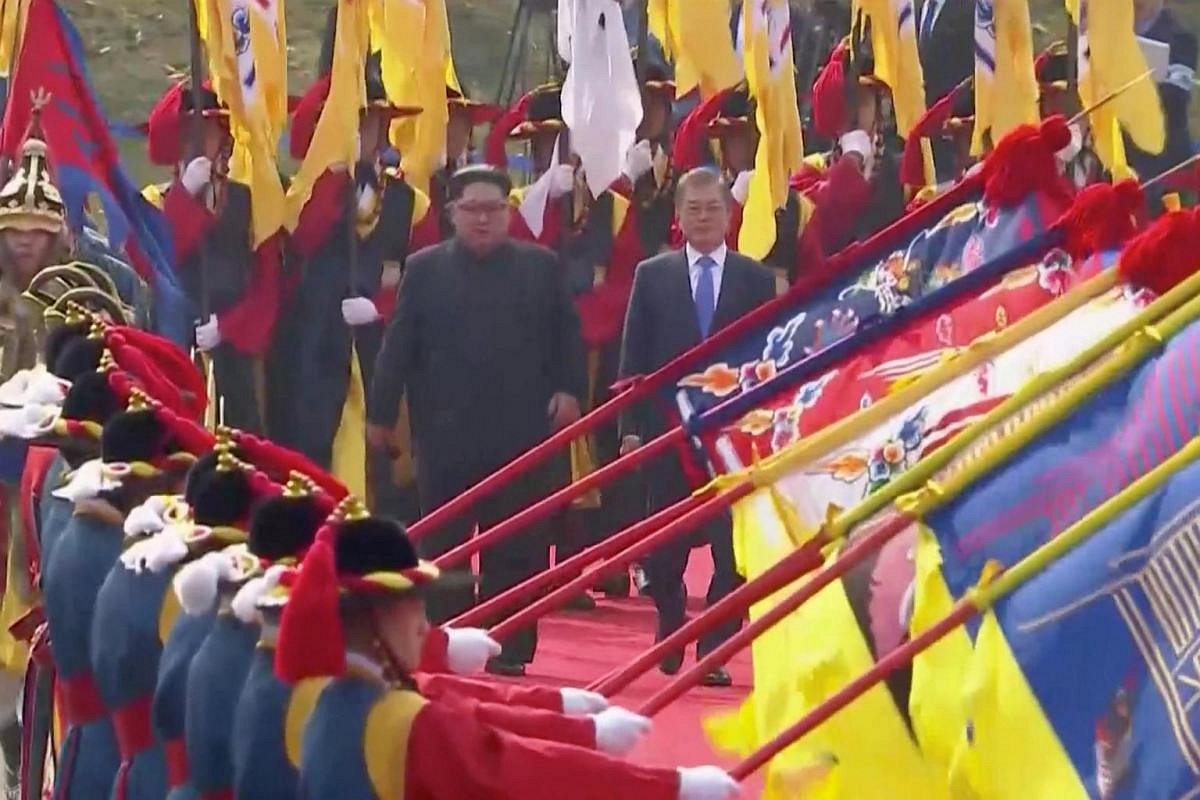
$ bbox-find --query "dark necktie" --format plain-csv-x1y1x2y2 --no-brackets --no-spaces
694,255,717,337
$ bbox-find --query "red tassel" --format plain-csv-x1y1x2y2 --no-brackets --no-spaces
289,76,332,161
482,92,533,169
1057,179,1143,259
1117,207,1200,296
232,431,348,500
982,115,1073,209
275,538,345,683
810,42,849,140
146,82,186,167
671,87,735,173
109,327,207,420
155,407,216,456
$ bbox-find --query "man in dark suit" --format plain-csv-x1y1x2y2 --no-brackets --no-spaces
367,165,586,676
916,0,974,181
617,168,776,686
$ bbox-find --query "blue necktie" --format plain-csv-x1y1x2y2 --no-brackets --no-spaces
920,0,938,42
694,255,717,337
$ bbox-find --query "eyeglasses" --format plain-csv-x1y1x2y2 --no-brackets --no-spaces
454,201,509,217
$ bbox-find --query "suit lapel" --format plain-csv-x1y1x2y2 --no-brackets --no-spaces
675,250,703,341
712,255,740,332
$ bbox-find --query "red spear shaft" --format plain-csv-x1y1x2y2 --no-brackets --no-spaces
636,512,913,716
449,491,706,628
489,483,754,640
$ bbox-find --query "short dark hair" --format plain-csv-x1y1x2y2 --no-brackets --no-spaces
449,164,513,201
674,167,731,207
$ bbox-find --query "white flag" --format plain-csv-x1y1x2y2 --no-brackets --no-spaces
558,0,643,198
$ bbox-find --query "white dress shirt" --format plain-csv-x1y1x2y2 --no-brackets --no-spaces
685,242,727,302
919,0,944,40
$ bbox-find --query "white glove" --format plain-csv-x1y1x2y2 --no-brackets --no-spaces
560,687,609,716
622,139,654,183
591,706,651,757
181,156,213,197
677,766,740,800
730,170,753,205
195,314,221,352
839,129,875,178
547,163,576,198
1056,123,1084,165
357,183,378,216
444,627,502,675
341,297,381,327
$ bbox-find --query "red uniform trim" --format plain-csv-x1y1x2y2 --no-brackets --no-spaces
164,737,190,788
111,694,154,760
58,671,106,727
162,181,216,264
217,236,283,357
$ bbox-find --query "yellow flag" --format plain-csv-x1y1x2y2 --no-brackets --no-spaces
705,490,948,799
1066,0,1165,181
950,612,1088,799
0,0,28,78
374,0,457,197
972,0,1039,155
650,0,741,99
195,0,288,247
284,0,367,231
738,0,804,261
852,0,928,136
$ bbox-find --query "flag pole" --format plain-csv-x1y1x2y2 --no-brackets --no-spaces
729,431,1200,783
186,0,211,322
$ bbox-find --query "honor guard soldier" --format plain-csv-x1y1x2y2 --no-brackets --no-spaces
274,501,742,800
286,52,439,477
42,392,202,799
145,80,281,433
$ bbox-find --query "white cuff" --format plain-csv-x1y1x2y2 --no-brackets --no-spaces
839,129,874,177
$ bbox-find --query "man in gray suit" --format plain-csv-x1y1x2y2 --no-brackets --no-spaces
617,168,776,686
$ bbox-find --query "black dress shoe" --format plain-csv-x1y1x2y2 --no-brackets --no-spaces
595,572,631,599
700,666,733,687
658,651,683,676
485,658,527,677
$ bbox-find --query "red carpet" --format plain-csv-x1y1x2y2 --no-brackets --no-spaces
503,548,764,798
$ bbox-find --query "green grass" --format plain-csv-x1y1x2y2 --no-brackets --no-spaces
62,0,558,182
59,0,1198,182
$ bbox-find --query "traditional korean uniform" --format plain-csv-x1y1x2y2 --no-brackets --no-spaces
274,501,739,800
43,398,202,799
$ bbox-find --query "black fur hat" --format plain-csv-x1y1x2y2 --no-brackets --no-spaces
333,516,422,577
44,321,94,378
60,370,121,425
51,335,104,382
101,407,171,465
248,485,327,562
184,449,256,527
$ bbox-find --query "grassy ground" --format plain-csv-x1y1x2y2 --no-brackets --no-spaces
60,0,1198,181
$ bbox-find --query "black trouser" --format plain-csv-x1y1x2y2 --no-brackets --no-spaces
211,343,263,434
293,315,385,471
644,460,744,659
416,458,560,664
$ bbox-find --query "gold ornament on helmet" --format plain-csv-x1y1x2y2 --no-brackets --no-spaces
0,95,66,235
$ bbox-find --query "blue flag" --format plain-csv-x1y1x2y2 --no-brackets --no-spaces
927,312,1200,599
994,450,1200,798
0,0,192,345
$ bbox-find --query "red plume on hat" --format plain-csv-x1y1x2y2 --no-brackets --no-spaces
811,41,850,140
226,429,348,500
146,82,186,167
483,91,533,169
274,520,344,682
108,326,207,419
672,87,736,173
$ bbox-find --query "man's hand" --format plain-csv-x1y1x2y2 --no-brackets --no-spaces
619,435,642,456
366,423,396,455
181,157,213,197
195,314,221,352
547,392,581,431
